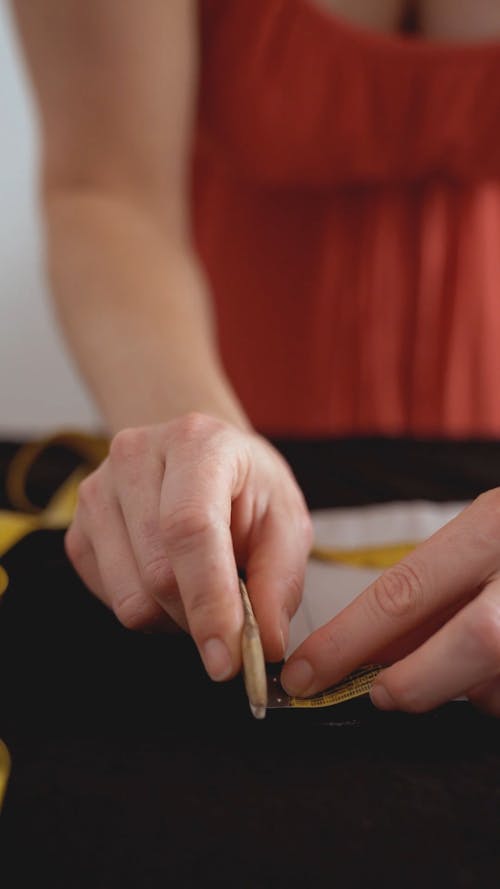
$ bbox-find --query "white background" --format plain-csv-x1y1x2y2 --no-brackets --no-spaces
0,3,98,437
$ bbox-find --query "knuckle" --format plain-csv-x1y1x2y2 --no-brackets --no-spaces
171,411,221,444
157,583,182,612
186,587,232,635
141,554,173,599
64,525,83,565
114,591,158,632
161,504,222,554
109,426,149,466
137,515,161,549
467,599,500,662
384,676,424,714
281,570,304,616
77,472,100,512
187,587,212,619
298,507,314,550
370,562,423,621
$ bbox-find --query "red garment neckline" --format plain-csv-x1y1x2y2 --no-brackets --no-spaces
300,0,500,56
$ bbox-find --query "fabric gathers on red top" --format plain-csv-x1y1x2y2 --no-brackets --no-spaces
192,0,500,438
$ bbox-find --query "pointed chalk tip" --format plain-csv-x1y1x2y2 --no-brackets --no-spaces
250,703,266,720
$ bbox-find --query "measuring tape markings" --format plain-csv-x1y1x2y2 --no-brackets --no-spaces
0,437,421,720
288,666,382,709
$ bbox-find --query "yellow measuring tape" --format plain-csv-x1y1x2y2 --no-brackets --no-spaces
0,432,107,598
0,468,86,597
0,740,10,810
0,434,421,807
311,541,417,570
267,664,383,710
279,541,420,710
289,665,383,708
0,433,107,811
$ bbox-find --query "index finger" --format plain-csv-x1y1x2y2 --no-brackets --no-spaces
280,492,500,697
160,421,245,681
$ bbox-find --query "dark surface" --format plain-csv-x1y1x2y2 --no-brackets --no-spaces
1,438,500,889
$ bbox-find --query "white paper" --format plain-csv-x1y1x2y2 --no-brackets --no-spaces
288,500,468,654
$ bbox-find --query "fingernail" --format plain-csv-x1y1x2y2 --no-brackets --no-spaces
202,638,232,681
281,658,314,696
370,684,396,711
280,611,289,659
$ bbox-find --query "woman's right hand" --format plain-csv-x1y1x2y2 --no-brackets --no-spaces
65,413,313,681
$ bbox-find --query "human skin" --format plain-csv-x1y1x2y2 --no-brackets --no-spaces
12,0,313,682
282,492,500,715
12,0,500,713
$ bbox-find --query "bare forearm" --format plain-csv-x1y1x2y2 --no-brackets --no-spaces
44,189,250,434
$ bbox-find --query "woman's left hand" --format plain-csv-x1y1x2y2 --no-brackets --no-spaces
281,490,500,716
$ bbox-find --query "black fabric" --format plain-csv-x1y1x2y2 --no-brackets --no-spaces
272,436,500,509
0,438,499,889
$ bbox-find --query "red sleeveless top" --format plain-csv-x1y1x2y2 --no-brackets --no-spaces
192,0,500,438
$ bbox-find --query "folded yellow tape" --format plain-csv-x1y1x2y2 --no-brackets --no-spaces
0,739,11,811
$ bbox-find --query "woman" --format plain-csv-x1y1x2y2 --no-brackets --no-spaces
12,0,500,714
